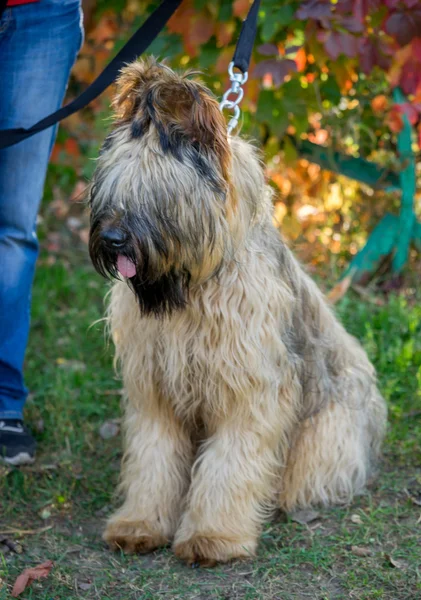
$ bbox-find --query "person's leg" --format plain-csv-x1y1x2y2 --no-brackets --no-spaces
0,0,83,462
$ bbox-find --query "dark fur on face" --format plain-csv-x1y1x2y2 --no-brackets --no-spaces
89,209,193,317
88,58,233,318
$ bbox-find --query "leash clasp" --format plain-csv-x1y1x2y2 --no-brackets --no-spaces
219,62,248,134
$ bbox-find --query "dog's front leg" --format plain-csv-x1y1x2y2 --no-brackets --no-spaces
104,399,193,554
173,395,288,566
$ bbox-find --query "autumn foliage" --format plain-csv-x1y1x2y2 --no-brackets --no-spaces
50,0,420,276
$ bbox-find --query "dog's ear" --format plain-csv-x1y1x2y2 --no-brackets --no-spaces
112,58,164,122
112,59,231,180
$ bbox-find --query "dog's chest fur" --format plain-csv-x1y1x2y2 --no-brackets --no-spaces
112,251,294,426
154,273,289,424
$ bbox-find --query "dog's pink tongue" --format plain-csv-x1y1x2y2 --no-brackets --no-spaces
117,255,136,278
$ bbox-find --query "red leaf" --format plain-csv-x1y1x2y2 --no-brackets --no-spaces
399,102,420,125
384,9,421,47
215,21,234,47
324,31,359,60
233,0,251,18
12,561,54,597
295,47,307,72
253,59,297,87
167,1,194,35
399,58,421,95
189,14,214,47
352,0,381,23
258,43,279,56
296,0,332,20
337,14,364,33
412,37,421,62
64,138,80,158
386,106,404,132
358,37,392,74
335,0,354,13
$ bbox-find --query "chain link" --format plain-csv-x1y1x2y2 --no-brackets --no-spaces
219,62,248,134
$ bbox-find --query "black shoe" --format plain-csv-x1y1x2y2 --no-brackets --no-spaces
0,420,36,466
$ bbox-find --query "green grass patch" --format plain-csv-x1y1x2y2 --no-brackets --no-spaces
1,255,420,599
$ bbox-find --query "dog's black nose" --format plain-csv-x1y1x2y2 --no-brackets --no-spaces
100,227,128,249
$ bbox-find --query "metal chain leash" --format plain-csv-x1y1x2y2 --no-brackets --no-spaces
219,62,248,134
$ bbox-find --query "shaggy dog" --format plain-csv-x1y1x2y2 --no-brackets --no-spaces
88,58,387,566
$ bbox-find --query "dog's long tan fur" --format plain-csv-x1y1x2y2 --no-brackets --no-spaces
89,58,387,566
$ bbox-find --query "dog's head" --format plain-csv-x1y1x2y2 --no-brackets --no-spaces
89,58,263,316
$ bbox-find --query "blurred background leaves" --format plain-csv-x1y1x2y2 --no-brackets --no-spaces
46,0,421,289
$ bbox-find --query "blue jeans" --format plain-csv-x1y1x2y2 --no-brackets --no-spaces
0,0,83,419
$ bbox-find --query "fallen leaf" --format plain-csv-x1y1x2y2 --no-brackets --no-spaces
385,553,406,570
99,419,120,440
11,560,54,597
351,513,363,525
290,509,320,525
351,545,372,557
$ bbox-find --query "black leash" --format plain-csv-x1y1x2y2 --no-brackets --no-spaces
0,0,260,150
232,0,260,74
0,0,183,149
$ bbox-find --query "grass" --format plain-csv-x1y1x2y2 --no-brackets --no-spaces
0,229,420,598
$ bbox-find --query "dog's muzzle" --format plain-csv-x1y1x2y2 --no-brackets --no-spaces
96,226,137,278
100,226,128,249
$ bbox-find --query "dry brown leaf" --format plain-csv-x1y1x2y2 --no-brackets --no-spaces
351,545,372,557
11,560,54,597
385,553,406,570
327,273,353,304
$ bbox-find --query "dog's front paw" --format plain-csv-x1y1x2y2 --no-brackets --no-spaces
173,533,257,567
103,519,168,554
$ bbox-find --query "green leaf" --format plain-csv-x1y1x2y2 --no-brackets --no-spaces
320,76,341,105
260,5,296,42
283,137,298,164
256,90,289,136
218,0,232,22
194,0,212,10
199,42,221,69
149,33,183,59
